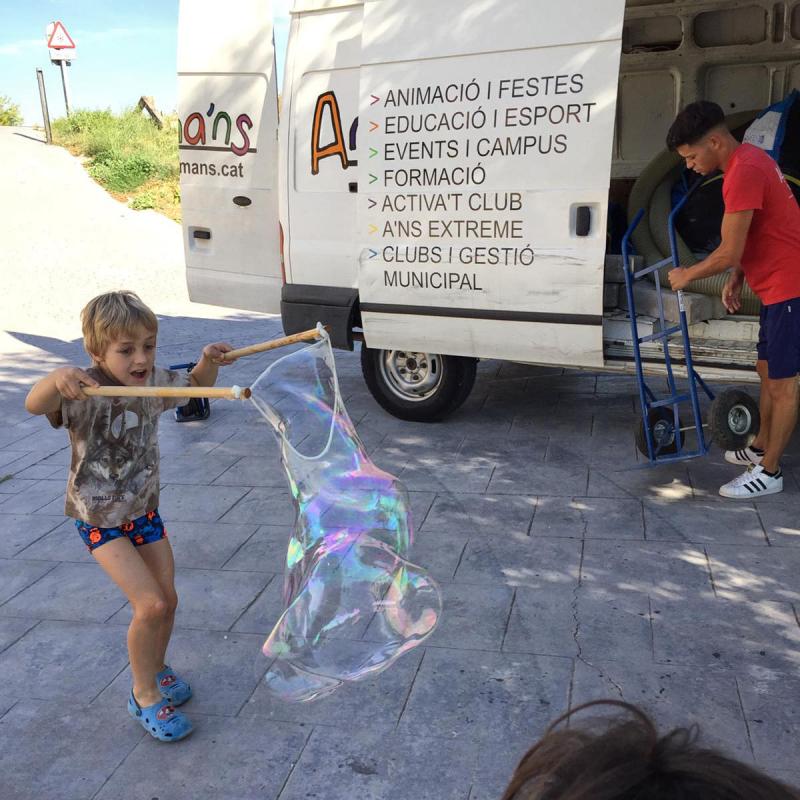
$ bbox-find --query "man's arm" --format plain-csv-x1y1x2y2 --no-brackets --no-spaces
668,209,754,291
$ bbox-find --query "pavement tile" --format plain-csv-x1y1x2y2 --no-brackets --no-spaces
158,483,251,523
651,595,800,676
398,648,572,742
92,628,266,716
217,486,295,526
277,726,475,800
0,425,43,449
510,409,593,438
398,459,495,494
165,520,259,569
706,544,800,604
580,540,713,600
530,496,644,539
738,673,800,774
454,535,581,590
0,618,39,654
12,518,92,562
405,529,468,583
570,659,753,763
488,460,588,497
94,715,309,800
0,558,58,605
156,453,242,485
221,524,291,573
756,497,800,546
588,463,692,501
0,620,129,703
230,575,283,635
421,493,536,538
0,562,124,623
211,455,287,487
108,568,274,631
0,450,39,470
0,513,63,557
0,479,64,514
0,700,144,800
414,581,513,652
643,496,767,545
0,477,40,495
241,647,424,730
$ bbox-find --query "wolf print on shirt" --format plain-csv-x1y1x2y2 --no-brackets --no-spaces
48,366,189,527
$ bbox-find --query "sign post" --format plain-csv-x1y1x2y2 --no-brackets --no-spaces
36,68,53,144
46,21,76,116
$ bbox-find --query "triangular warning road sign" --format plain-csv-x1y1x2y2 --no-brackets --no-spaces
47,21,75,50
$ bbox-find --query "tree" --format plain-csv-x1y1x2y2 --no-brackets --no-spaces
0,96,23,126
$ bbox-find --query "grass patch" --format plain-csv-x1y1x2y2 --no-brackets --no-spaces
52,108,181,221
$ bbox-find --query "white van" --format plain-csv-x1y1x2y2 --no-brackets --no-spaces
177,0,799,424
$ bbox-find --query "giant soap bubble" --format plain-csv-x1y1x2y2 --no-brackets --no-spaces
249,328,442,702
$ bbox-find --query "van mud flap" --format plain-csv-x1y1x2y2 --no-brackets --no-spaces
281,285,359,350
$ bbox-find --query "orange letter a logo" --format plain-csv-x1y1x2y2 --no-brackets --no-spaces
311,91,350,175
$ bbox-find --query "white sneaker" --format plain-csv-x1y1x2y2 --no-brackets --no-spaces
724,446,763,466
719,465,783,499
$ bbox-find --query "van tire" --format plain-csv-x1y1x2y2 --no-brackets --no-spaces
709,388,760,451
360,345,477,422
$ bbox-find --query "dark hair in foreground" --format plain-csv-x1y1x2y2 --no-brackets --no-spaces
501,700,800,800
666,100,726,150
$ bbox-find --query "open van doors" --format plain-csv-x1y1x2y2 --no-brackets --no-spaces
357,0,625,367
178,0,282,313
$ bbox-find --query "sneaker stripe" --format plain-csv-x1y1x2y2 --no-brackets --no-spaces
744,482,755,493
755,478,766,490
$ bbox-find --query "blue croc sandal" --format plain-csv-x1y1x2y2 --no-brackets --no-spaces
128,692,193,742
157,665,192,706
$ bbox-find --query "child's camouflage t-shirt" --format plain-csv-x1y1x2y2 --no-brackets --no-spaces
47,366,190,528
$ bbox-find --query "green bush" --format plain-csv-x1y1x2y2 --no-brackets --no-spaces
53,107,178,192
0,96,23,126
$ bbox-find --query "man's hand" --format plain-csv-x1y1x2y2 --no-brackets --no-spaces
53,367,99,401
202,341,237,365
721,270,744,313
667,267,692,292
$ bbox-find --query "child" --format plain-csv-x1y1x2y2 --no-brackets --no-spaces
501,699,799,799
25,290,238,742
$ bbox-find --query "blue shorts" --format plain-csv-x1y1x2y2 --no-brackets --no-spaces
75,509,167,552
756,297,800,380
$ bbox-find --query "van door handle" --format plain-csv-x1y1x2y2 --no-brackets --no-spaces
575,206,591,236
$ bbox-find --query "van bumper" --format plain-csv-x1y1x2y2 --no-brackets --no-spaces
281,284,359,350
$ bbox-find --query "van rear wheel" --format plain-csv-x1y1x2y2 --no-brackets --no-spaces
360,345,477,422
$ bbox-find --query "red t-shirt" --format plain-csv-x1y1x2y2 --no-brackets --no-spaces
723,142,800,304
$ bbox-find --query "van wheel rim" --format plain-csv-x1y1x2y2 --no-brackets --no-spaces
379,351,443,402
728,404,752,435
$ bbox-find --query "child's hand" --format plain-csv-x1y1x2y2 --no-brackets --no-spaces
54,367,99,401
202,341,237,365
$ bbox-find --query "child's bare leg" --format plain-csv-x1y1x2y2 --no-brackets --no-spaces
92,538,169,706
137,538,178,669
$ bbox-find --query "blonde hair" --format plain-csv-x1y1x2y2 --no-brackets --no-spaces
81,291,158,358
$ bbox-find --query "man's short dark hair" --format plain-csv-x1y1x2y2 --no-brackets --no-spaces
666,101,726,150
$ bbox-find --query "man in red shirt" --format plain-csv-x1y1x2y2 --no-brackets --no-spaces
666,101,800,498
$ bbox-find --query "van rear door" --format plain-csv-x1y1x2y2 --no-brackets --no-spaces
178,0,282,313
358,0,624,366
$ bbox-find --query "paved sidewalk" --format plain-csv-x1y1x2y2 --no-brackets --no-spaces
1,313,799,800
